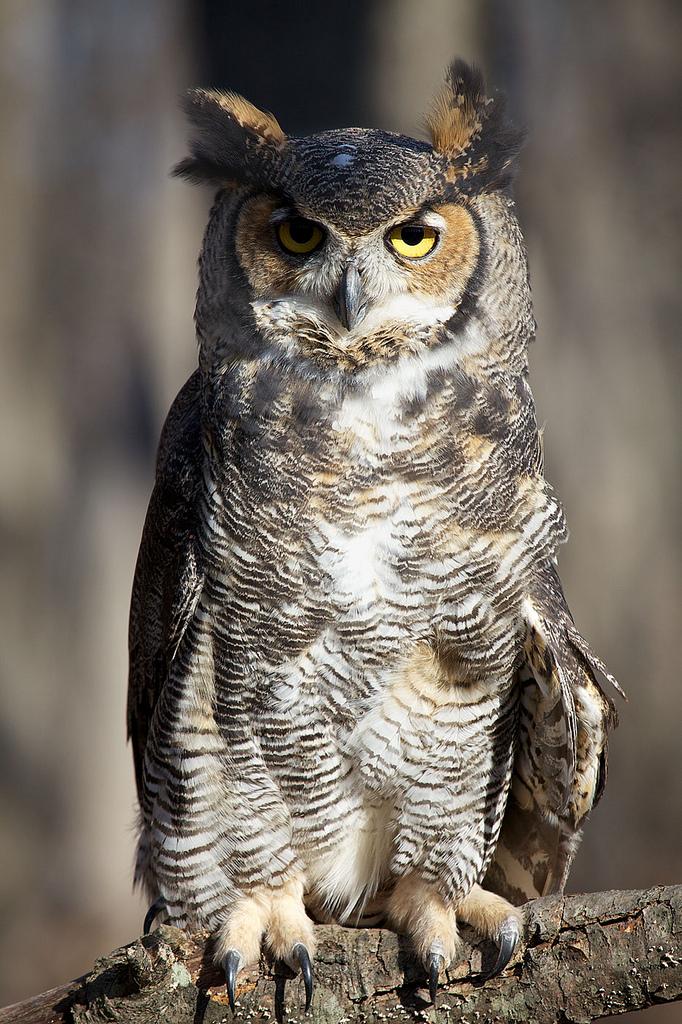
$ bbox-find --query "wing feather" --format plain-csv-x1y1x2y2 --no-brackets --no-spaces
485,561,622,903
127,371,203,802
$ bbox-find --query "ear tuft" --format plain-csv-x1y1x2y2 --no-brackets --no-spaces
426,61,487,157
202,90,286,146
172,88,287,186
426,60,525,192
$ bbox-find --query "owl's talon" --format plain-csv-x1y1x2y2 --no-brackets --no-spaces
293,942,314,1012
222,950,242,1012
273,968,289,1023
483,916,520,980
142,897,166,936
428,951,444,1005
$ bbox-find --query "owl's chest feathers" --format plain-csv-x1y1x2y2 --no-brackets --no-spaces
203,350,544,684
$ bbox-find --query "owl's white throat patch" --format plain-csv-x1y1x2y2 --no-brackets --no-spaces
354,293,455,337
252,292,455,348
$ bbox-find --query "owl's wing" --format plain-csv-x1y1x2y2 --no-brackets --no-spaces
127,370,204,802
485,561,624,904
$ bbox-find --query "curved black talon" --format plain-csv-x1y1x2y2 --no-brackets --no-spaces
142,897,166,936
274,964,292,1024
293,942,314,1012
482,919,520,980
428,952,444,1005
222,950,241,1012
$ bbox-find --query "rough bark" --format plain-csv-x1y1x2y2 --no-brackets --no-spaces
1,886,681,1024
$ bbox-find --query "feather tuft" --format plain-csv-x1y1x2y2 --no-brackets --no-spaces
426,60,487,157
426,59,525,193
172,88,287,186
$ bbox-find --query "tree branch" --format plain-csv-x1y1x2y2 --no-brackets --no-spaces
1,886,681,1024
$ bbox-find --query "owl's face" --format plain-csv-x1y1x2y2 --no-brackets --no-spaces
232,134,481,365
178,63,528,373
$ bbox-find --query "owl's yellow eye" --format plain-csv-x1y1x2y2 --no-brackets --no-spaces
387,223,438,259
277,217,324,255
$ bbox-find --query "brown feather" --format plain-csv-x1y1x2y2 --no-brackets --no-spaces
426,63,487,157
200,90,286,146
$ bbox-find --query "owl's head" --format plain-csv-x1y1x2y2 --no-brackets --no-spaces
177,61,530,375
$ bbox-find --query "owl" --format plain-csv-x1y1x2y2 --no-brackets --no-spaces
127,60,623,1009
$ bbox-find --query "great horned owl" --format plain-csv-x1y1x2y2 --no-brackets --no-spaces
128,60,622,1008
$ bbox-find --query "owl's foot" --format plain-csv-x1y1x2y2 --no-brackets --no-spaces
385,873,459,1006
457,882,523,978
269,884,315,1014
142,897,166,935
214,878,315,1013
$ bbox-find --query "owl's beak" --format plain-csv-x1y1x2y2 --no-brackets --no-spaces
334,262,365,331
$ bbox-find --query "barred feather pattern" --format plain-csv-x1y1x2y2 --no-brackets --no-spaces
128,163,617,936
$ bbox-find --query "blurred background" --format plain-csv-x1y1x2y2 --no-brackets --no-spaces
1,0,680,1017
